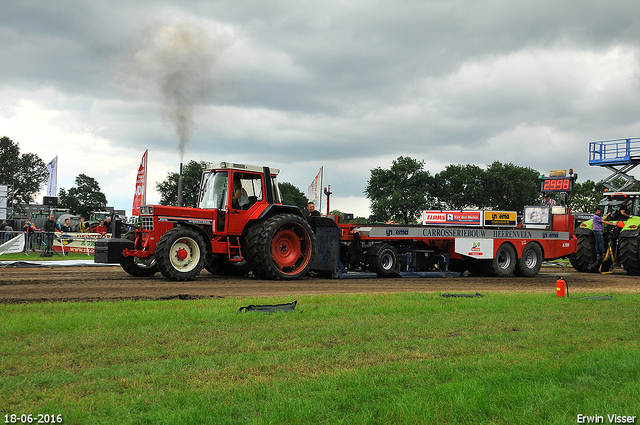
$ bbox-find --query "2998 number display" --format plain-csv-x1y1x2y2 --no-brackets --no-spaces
542,178,571,191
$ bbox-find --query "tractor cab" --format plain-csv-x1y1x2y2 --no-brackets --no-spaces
598,192,640,220
197,162,282,234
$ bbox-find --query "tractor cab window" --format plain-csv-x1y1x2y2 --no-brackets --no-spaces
199,171,228,210
231,173,263,210
272,176,282,203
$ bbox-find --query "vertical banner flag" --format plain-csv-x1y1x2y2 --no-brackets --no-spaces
46,156,58,197
132,150,148,216
307,167,323,211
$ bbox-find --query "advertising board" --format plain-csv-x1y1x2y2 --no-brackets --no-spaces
53,232,112,254
454,238,494,259
423,211,483,226
483,211,517,227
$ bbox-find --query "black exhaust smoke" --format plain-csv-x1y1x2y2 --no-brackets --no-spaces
177,162,184,207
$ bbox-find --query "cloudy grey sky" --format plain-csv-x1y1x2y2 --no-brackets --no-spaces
2,0,640,217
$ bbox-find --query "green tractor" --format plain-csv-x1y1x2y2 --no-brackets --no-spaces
572,192,640,273
573,138,640,274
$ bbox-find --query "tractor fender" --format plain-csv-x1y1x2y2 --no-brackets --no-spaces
574,225,593,236
166,222,211,250
618,216,640,238
254,204,304,220
619,228,640,238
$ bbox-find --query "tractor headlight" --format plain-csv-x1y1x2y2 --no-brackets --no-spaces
140,206,154,215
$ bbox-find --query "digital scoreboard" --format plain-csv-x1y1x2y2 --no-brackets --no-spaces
540,176,574,192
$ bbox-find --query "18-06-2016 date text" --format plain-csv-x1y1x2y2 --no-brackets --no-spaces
4,414,62,424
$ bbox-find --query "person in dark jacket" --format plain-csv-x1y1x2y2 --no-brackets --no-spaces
42,214,57,252
60,218,73,232
306,201,321,223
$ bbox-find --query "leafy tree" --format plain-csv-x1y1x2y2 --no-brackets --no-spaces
0,136,48,214
571,180,606,213
432,164,486,209
279,182,307,211
156,160,204,207
364,156,433,224
59,174,108,219
482,161,540,211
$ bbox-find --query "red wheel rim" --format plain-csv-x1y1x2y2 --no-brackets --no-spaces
271,224,311,274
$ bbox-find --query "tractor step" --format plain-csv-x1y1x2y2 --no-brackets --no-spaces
227,236,243,261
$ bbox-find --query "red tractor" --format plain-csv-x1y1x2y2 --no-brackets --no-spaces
96,162,315,281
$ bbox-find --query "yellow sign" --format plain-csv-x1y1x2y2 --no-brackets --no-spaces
549,170,567,177
484,211,517,227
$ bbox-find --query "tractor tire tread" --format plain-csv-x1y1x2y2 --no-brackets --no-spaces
619,236,640,276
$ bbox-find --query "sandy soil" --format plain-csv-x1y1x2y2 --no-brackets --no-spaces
0,264,637,303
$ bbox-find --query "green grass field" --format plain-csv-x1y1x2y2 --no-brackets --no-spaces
1,292,638,424
0,252,93,261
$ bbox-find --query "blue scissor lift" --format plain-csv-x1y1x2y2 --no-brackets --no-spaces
589,138,640,191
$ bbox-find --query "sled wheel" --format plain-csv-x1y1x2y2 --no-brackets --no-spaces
367,243,398,277
484,243,516,277
515,243,542,277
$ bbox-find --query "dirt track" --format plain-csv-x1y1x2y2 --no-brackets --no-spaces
0,264,637,303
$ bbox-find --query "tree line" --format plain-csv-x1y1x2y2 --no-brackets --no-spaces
365,156,619,224
364,156,614,224
0,136,617,222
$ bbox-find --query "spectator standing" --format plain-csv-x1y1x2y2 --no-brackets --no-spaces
105,216,113,233
43,213,57,252
94,220,108,235
60,218,73,233
4,223,13,242
0,220,6,241
23,221,36,252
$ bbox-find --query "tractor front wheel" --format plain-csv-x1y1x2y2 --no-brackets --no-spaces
618,235,640,275
120,256,158,277
245,214,315,280
155,227,206,281
119,229,157,277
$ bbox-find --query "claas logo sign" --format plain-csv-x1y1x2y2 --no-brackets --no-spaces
423,211,482,226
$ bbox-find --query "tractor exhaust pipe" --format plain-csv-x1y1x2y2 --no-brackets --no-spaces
177,162,184,207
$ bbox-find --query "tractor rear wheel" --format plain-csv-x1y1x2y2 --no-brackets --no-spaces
483,243,516,277
367,243,398,277
155,227,206,281
244,213,315,280
573,234,596,272
514,242,542,277
618,235,640,275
